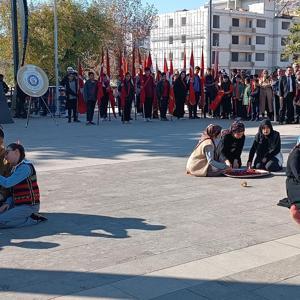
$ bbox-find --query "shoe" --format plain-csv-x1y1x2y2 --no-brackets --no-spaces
74,119,81,123
30,213,48,222
90,121,96,125
194,116,200,119
68,119,71,123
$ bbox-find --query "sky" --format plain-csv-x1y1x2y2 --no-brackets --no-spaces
142,0,206,14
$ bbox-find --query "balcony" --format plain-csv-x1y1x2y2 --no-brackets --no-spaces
230,26,256,34
229,61,254,68
230,44,255,52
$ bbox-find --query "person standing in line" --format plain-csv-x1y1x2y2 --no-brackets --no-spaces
65,72,80,123
220,75,232,119
189,66,201,119
100,74,110,121
250,79,260,121
232,75,244,119
142,67,155,122
121,72,135,123
83,71,98,125
0,74,9,100
242,77,251,120
279,66,297,124
294,71,300,124
156,72,170,121
173,71,188,119
259,70,273,120
204,68,217,118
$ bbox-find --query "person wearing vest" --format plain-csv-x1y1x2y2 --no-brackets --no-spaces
186,124,231,177
0,143,47,228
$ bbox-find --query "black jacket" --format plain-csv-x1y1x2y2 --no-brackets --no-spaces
279,75,296,98
248,120,281,163
173,78,188,100
286,147,300,205
65,79,78,100
156,80,170,100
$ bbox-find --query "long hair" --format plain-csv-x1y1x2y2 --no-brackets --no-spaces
6,143,25,164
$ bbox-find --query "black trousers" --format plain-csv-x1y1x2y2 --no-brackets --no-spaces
174,96,185,118
189,92,200,117
144,97,153,119
67,99,78,121
280,92,294,123
254,157,282,172
86,101,96,122
100,95,109,118
221,96,231,116
123,97,133,121
159,97,168,119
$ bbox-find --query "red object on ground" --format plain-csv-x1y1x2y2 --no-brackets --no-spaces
290,205,300,225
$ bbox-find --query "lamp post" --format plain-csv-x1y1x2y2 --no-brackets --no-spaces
53,0,59,116
11,0,19,83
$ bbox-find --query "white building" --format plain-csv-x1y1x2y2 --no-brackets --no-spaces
150,0,299,75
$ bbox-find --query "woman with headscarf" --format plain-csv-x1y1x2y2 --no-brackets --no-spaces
247,119,283,172
186,124,231,177
285,137,300,224
216,121,245,169
173,71,188,119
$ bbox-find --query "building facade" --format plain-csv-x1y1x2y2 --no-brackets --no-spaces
150,0,299,75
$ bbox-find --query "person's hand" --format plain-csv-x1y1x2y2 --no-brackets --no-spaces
226,166,233,172
247,161,252,169
0,203,9,213
233,160,240,169
225,160,231,167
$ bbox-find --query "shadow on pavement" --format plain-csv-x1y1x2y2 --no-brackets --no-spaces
0,212,166,250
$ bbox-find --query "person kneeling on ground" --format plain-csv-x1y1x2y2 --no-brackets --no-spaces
284,137,300,224
247,119,283,172
0,143,47,228
186,124,231,177
216,121,245,169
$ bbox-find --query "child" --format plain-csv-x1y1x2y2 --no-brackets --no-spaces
242,77,251,120
250,79,260,121
0,128,11,204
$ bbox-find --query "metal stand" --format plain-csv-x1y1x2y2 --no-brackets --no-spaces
26,96,58,128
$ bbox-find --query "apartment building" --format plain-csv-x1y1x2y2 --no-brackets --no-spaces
150,0,299,74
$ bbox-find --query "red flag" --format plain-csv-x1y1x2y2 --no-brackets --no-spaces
164,56,168,74
138,49,145,107
169,58,174,78
147,52,153,72
213,50,219,81
168,57,175,114
119,50,124,80
123,55,128,74
200,46,205,108
189,45,196,105
209,90,224,111
106,49,116,118
77,60,87,114
183,46,186,71
97,49,104,105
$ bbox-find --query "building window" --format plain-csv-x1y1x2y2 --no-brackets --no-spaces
256,36,265,45
232,35,239,44
213,33,219,46
231,52,239,62
169,52,173,60
255,53,265,61
256,19,266,28
281,37,287,46
232,18,239,27
181,35,186,43
248,37,252,45
282,22,290,30
280,54,289,62
248,20,252,28
169,18,173,28
212,51,216,63
181,17,186,26
169,36,173,44
213,15,220,28
247,54,252,62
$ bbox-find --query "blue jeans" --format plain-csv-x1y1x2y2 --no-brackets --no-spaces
0,197,40,228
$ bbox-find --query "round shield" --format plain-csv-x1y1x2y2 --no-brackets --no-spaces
17,64,49,97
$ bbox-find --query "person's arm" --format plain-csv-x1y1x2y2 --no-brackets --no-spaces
0,164,31,188
248,137,258,165
204,145,228,170
236,136,245,161
265,132,281,159
289,151,300,181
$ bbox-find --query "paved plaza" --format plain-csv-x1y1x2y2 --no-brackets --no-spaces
1,115,300,299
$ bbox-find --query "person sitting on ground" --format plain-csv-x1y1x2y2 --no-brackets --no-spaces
216,121,245,169
0,143,47,228
247,119,283,172
0,128,11,204
284,137,300,224
186,124,231,177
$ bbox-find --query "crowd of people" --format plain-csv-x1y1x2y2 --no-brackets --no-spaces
55,62,300,125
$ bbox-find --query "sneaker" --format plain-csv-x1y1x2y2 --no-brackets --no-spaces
30,213,48,222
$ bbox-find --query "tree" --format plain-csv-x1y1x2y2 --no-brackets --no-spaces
284,9,300,62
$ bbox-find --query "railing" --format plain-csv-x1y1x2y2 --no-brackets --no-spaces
230,44,256,51
229,61,254,68
229,26,256,34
